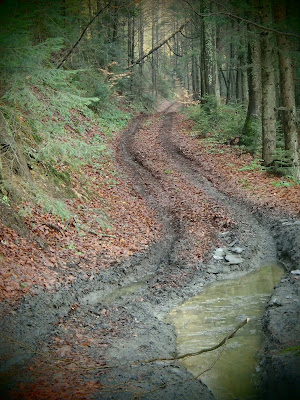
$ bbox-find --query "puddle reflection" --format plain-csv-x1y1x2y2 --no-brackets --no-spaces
167,264,284,400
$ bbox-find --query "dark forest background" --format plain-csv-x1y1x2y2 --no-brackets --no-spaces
0,0,299,215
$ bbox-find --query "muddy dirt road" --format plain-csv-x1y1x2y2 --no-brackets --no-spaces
0,106,299,399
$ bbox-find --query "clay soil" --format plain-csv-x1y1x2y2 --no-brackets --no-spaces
0,103,299,400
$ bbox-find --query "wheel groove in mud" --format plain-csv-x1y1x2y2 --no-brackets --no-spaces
159,112,278,266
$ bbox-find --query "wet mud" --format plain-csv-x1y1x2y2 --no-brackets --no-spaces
0,107,299,399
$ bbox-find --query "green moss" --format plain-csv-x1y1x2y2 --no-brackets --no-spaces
281,346,300,356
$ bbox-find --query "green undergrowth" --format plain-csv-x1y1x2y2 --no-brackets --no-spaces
184,96,246,143
184,98,300,181
0,95,132,220
281,346,300,356
0,35,133,222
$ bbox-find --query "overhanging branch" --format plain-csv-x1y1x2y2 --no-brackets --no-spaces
166,41,183,57
182,0,300,39
180,31,200,40
129,19,192,68
57,2,110,69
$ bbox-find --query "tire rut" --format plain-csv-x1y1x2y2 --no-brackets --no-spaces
159,112,278,266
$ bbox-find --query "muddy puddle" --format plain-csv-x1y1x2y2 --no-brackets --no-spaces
103,280,146,303
167,264,285,400
81,280,146,305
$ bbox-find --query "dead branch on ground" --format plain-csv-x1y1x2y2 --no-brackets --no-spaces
133,318,249,365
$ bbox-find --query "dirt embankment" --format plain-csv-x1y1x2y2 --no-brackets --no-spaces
0,105,299,400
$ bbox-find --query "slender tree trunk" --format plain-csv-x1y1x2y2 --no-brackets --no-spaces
191,19,200,101
200,17,206,97
186,60,190,92
220,68,229,98
151,0,158,96
275,1,300,179
128,16,135,67
138,3,144,76
191,54,200,101
260,1,277,166
88,0,92,21
226,34,235,104
241,52,248,103
236,24,242,103
172,22,178,88
201,0,218,99
236,57,242,103
111,0,118,43
127,12,135,93
242,28,262,149
215,27,221,102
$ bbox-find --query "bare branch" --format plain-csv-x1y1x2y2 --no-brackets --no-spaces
57,3,110,69
182,0,300,39
129,20,192,68
166,41,183,57
197,341,227,378
0,318,250,376
133,318,250,365
180,31,200,40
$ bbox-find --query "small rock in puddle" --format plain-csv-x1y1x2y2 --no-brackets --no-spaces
291,270,300,275
231,246,244,254
225,253,244,265
213,248,226,259
213,246,244,264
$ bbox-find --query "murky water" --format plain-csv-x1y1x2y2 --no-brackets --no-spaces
103,280,145,303
167,264,285,400
82,280,146,305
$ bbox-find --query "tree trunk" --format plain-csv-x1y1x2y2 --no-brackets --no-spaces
236,59,242,103
128,16,135,67
111,0,118,43
226,33,236,104
215,26,221,102
191,54,200,101
275,0,300,179
151,0,158,96
127,10,135,93
260,1,277,167
242,28,262,150
201,0,218,99
138,3,144,76
241,53,248,104
191,19,200,101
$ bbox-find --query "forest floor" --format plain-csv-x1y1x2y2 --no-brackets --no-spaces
0,102,299,399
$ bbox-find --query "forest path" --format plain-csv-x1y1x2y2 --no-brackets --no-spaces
0,105,299,399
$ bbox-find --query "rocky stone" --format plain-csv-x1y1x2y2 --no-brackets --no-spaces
213,255,224,261
225,254,244,264
269,296,282,306
291,270,300,275
231,246,244,254
214,247,226,258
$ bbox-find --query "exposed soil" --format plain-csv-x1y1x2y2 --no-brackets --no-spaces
0,103,299,400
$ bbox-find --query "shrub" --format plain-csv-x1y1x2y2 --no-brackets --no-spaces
185,96,246,142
